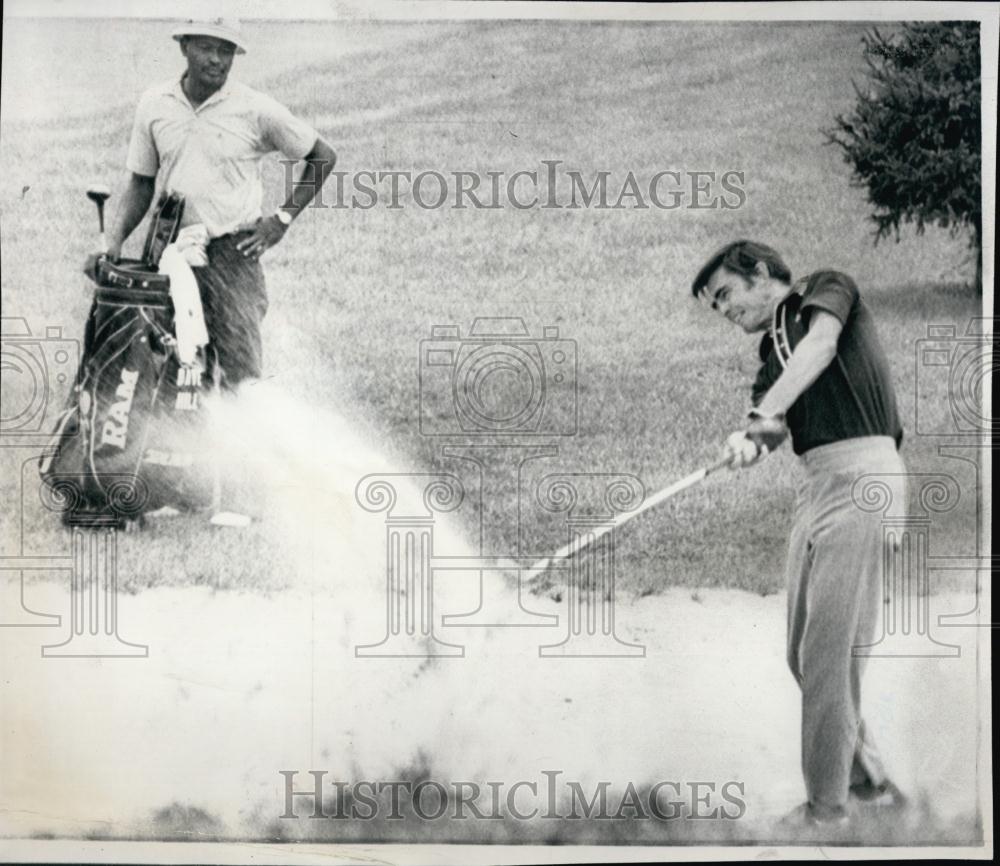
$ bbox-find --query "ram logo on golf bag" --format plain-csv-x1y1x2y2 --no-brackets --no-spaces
100,368,140,449
39,189,216,527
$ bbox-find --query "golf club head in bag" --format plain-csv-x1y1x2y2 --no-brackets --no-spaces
86,184,111,253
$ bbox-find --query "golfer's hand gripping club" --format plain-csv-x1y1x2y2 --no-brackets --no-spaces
723,410,789,469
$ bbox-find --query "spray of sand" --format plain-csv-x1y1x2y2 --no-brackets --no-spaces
0,382,984,843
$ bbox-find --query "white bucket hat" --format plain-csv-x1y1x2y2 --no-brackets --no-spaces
172,17,247,55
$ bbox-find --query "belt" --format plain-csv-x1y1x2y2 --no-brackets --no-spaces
208,220,259,242
799,436,901,476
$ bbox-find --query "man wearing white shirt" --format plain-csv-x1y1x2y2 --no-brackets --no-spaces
85,17,337,387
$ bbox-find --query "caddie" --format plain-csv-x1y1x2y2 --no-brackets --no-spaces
84,16,336,389
691,240,907,830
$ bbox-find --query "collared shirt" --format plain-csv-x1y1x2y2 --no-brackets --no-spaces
751,271,903,455
126,76,318,238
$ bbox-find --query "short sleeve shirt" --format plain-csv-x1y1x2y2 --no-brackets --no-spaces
751,271,904,455
126,77,318,238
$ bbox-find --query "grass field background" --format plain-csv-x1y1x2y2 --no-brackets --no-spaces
0,14,989,847
1,17,983,595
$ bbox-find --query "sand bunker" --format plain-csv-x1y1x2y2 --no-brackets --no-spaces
0,385,985,845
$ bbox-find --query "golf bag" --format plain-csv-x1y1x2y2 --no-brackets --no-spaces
39,193,216,527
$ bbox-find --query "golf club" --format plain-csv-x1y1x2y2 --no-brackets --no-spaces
86,185,111,254
525,453,733,581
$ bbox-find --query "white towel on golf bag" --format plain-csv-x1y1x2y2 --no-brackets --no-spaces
160,225,209,365
173,223,209,267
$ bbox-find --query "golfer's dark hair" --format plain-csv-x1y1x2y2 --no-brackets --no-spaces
691,240,792,298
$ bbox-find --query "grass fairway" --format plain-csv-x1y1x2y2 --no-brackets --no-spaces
1,16,982,596
0,14,988,848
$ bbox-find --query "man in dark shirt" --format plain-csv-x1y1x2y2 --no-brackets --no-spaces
690,240,907,831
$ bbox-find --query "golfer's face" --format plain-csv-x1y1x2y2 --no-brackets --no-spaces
183,37,236,89
702,266,771,333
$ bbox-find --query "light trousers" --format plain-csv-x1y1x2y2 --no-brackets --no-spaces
786,436,906,809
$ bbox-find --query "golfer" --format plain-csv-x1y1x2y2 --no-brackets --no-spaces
691,240,907,829
83,17,336,388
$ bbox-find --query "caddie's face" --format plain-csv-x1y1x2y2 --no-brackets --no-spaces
701,265,773,334
181,36,236,89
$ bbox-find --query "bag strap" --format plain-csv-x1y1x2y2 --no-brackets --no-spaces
96,257,171,298
141,192,186,267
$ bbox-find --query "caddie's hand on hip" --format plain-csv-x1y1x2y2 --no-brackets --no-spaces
236,215,287,260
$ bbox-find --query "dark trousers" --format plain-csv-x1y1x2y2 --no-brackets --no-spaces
195,231,268,389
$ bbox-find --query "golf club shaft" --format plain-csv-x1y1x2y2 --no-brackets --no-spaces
526,454,731,577
634,455,729,514
210,362,223,516
96,201,108,253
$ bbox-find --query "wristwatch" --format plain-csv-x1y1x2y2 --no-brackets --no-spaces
275,208,294,228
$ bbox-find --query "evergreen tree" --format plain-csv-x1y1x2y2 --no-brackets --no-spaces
826,22,982,289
